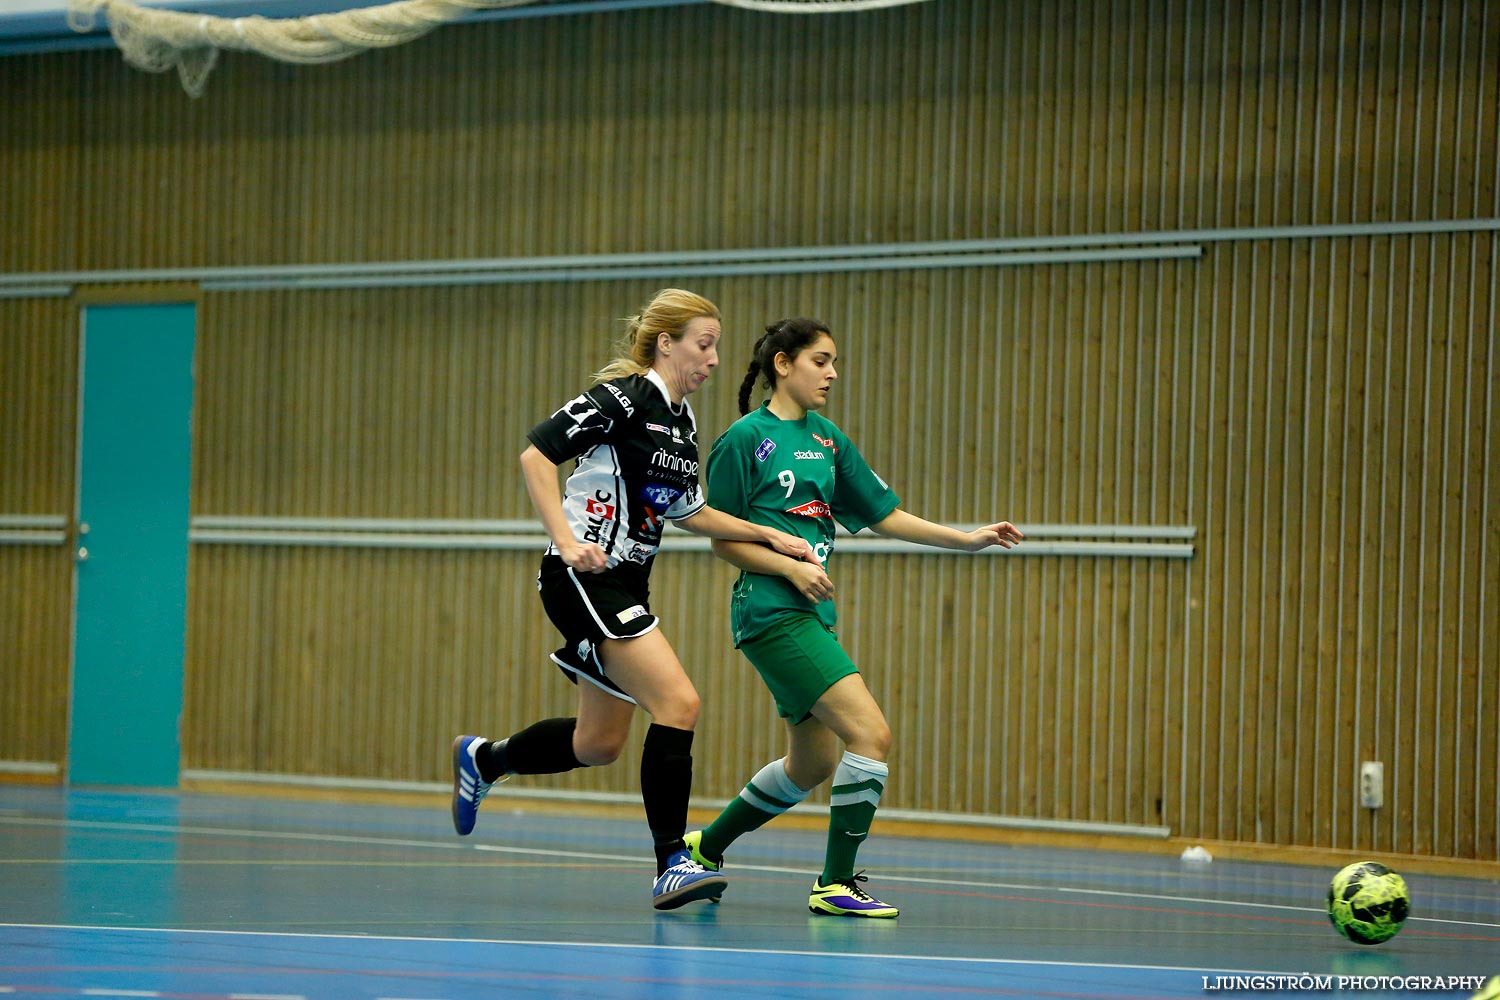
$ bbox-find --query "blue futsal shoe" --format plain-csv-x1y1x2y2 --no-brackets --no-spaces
651,848,729,910
450,735,495,836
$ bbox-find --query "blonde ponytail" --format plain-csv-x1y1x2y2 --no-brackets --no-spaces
594,288,721,383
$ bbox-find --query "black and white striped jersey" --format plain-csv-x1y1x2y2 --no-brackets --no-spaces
527,369,706,570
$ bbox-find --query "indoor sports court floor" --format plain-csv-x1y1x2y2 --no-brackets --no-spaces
1,784,1495,999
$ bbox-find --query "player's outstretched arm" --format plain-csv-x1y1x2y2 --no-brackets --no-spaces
675,505,821,565
869,509,1025,552
710,538,834,604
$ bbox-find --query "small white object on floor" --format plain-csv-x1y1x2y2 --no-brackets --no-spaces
1180,845,1213,863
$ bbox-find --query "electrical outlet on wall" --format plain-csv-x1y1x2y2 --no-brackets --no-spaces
1360,761,1384,809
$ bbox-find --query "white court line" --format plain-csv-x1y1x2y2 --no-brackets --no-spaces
0,921,1280,978
868,870,1500,929
228,995,307,999
3,816,1496,930
0,817,634,865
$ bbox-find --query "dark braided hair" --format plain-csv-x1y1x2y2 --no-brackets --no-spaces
737,317,830,414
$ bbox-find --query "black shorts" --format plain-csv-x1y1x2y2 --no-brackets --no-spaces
536,555,659,704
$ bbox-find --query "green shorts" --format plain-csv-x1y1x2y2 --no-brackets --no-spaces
738,613,858,723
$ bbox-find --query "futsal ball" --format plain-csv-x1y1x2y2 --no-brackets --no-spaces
1326,861,1410,945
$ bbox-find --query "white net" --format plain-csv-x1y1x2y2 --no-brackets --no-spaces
67,0,937,97
67,0,539,97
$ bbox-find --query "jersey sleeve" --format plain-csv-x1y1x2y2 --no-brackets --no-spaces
526,378,640,465
663,480,706,520
705,423,754,521
829,426,900,533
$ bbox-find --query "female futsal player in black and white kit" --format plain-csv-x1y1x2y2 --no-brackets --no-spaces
450,289,819,911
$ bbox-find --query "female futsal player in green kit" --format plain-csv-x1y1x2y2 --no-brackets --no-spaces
684,317,1024,918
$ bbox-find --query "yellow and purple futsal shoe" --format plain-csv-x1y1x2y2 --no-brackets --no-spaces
808,872,899,918
682,830,721,871
652,848,728,910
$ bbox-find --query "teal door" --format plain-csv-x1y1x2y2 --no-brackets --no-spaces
69,303,196,787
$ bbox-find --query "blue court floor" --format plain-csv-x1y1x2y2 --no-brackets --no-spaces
1,784,1496,999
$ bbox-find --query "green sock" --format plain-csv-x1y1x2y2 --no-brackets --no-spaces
700,757,808,862
821,751,888,885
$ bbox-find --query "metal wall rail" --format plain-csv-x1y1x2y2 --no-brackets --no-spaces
180,766,1173,838
0,761,60,776
0,514,67,546
3,218,1497,297
0,245,1202,295
1,514,1194,555
0,284,70,299
204,246,1202,291
187,516,1196,558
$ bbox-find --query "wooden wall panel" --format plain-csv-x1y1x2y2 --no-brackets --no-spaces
176,232,1497,860
1,0,1496,861
0,2,1491,270
0,298,76,514
1178,233,1500,859
0,60,81,274
0,298,76,766
0,546,72,765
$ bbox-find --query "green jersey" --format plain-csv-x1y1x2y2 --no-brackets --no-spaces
706,403,900,644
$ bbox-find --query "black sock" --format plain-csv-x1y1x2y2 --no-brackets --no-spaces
478,718,582,781
640,723,695,874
